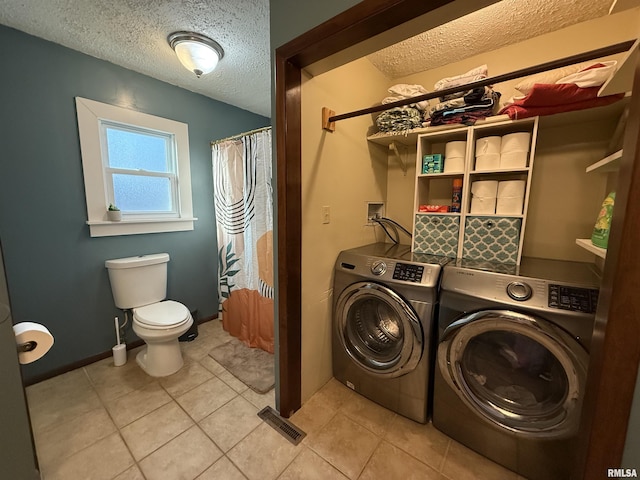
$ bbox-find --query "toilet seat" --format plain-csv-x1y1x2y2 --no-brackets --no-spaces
133,300,191,330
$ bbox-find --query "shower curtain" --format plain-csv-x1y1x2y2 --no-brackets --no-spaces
212,128,274,353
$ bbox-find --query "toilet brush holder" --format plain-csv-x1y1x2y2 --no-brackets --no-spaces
112,343,127,367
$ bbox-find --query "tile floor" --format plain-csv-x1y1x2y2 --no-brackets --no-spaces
26,319,523,480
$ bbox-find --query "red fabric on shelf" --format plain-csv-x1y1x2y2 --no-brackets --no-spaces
498,83,625,120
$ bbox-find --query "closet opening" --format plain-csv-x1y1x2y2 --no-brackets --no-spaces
274,2,640,478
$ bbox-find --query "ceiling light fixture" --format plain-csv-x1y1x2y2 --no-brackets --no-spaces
168,31,224,78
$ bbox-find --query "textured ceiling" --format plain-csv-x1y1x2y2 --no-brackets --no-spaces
368,0,627,79
0,0,635,118
0,0,271,117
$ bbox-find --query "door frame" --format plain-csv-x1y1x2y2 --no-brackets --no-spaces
274,1,640,476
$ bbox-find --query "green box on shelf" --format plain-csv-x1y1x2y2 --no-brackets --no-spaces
422,154,444,174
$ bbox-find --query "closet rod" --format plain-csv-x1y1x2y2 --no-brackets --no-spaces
327,40,635,124
211,125,271,146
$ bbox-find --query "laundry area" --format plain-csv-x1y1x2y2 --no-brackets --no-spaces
297,4,639,479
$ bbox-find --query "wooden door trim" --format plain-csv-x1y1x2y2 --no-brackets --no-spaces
274,0,457,418
575,52,640,478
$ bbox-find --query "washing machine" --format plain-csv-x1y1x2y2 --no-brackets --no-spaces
332,242,448,423
433,257,600,480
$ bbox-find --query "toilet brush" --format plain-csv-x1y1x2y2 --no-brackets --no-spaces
112,316,127,367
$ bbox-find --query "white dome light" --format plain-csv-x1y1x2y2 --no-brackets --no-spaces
168,31,224,78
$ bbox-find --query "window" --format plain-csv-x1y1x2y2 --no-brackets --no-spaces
76,97,196,237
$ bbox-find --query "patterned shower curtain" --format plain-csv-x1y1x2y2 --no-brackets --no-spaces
212,128,274,353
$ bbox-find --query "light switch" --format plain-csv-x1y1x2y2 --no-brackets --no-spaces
322,205,330,224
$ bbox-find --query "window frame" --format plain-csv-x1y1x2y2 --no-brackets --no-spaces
75,97,196,237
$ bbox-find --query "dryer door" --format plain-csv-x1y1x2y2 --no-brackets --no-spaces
438,309,588,438
335,281,423,378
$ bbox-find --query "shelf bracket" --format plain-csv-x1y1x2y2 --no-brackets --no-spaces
389,142,408,176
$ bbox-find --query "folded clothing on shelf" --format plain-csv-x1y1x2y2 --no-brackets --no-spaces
375,107,423,132
430,90,501,126
382,83,430,111
499,62,623,120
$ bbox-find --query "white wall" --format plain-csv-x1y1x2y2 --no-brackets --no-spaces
300,58,390,401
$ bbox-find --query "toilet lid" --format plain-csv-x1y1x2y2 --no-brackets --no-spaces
133,300,191,328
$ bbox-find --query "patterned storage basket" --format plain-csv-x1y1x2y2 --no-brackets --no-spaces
463,216,522,264
413,214,460,257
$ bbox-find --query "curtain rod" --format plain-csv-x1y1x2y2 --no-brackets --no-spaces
211,125,272,146
325,40,635,126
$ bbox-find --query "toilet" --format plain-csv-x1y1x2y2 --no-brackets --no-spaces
105,253,193,377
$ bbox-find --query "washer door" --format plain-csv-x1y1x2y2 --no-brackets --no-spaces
335,281,423,378
438,309,588,438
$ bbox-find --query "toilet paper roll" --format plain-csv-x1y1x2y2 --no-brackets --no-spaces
445,141,466,158
443,156,464,173
471,196,497,214
500,151,528,169
13,322,54,364
475,136,502,155
471,180,499,197
496,196,524,215
498,180,526,198
475,153,500,171
501,132,531,153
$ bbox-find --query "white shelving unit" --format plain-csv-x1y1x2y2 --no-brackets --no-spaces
575,149,623,258
409,117,538,263
598,38,639,97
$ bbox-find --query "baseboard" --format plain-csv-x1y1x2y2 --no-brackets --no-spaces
23,314,218,387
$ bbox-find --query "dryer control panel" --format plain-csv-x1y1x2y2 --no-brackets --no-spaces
548,284,599,313
392,263,424,283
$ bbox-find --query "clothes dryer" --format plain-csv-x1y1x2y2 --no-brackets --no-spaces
332,242,448,423
433,257,600,480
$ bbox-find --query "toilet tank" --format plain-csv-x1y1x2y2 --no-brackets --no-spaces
105,253,169,309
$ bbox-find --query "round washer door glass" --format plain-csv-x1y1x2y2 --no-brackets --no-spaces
438,310,588,437
336,282,423,378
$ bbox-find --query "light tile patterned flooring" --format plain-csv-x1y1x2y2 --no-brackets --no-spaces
26,319,523,480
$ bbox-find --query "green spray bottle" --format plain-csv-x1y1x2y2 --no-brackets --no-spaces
591,192,615,249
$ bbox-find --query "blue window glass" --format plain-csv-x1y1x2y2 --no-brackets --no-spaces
112,175,172,212
105,127,170,172
101,122,177,215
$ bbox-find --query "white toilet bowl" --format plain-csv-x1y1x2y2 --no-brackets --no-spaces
132,300,193,377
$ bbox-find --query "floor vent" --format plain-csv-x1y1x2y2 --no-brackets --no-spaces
257,406,306,445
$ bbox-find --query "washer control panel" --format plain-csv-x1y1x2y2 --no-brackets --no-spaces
548,284,599,313
392,263,424,283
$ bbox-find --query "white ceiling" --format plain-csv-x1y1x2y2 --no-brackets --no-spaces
0,0,636,118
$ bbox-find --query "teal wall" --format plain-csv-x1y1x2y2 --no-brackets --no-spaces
0,25,269,383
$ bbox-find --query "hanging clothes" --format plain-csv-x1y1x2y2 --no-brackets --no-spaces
212,128,274,353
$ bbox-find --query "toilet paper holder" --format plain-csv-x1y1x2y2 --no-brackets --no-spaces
17,340,38,353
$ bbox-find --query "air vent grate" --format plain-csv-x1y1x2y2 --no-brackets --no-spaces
257,406,306,445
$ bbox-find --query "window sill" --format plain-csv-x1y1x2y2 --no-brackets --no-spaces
86,217,198,237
